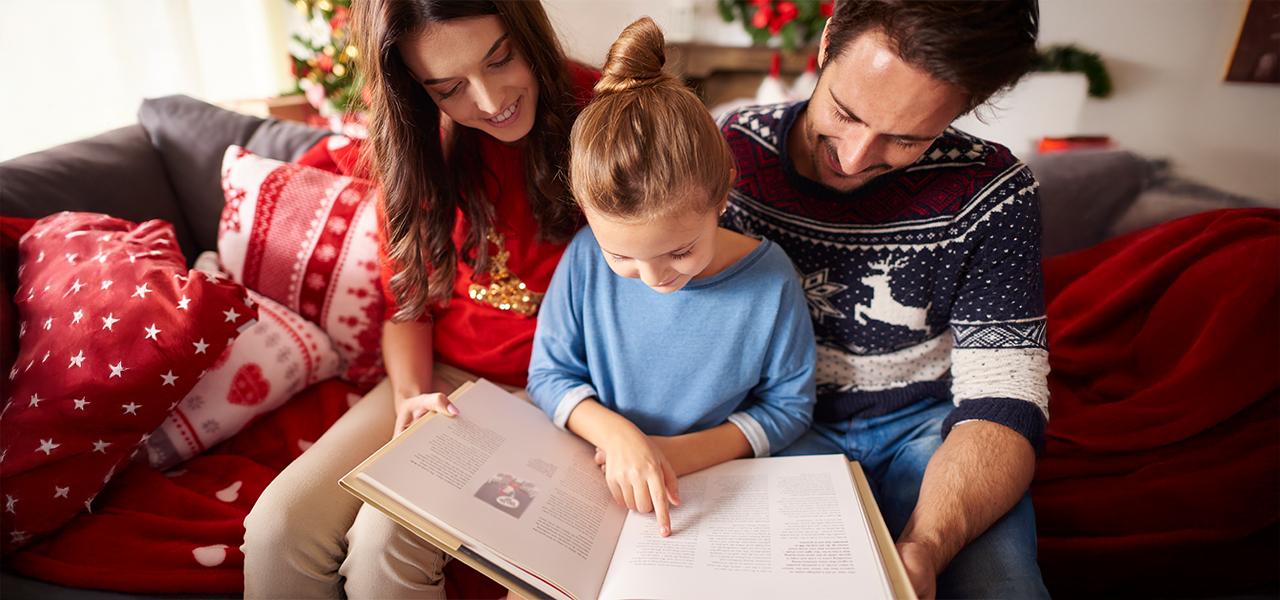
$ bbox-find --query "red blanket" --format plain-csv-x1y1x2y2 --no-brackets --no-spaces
1034,208,1279,598
5,378,505,598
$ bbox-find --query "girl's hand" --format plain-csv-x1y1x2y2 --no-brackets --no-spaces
394,392,458,434
597,427,681,537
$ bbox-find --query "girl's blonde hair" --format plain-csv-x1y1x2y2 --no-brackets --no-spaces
570,17,734,221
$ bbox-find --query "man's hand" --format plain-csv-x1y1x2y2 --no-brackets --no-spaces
897,539,941,600
896,420,1037,599
393,392,457,434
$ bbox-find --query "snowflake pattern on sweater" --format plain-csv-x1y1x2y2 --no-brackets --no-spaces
720,101,1049,449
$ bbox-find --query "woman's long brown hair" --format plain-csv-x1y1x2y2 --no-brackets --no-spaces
352,0,581,322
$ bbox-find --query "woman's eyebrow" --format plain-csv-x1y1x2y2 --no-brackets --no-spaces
421,34,510,86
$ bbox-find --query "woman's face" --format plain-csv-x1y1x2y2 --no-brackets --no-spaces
397,16,539,144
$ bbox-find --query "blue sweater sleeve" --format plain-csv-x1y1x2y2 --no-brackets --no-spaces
733,257,817,456
527,234,597,429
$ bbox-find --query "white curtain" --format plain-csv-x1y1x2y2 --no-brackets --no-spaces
0,0,292,161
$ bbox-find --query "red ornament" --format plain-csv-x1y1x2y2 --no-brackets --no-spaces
821,0,834,17
329,5,349,31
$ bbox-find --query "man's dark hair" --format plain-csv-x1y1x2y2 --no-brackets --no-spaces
824,0,1040,114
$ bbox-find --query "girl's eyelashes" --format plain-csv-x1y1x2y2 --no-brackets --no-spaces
670,249,694,260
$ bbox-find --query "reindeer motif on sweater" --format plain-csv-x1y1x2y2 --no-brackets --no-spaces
853,257,930,333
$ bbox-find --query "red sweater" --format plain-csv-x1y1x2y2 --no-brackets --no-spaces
379,63,599,388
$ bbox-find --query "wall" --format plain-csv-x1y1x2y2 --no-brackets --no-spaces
1037,0,1279,204
0,0,291,162
544,0,752,68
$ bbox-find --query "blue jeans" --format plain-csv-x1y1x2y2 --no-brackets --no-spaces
777,397,1050,600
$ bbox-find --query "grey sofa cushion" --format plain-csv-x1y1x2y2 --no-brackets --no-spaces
138,95,330,253
0,124,201,260
1026,149,1149,257
1109,162,1267,238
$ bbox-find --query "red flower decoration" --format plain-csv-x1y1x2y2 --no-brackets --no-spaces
751,0,773,30
769,1,799,35
316,53,334,74
821,0,834,17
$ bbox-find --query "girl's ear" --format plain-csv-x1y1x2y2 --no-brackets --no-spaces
719,169,736,215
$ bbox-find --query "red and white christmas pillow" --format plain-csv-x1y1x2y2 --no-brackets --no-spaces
143,258,342,471
0,212,257,556
218,145,384,388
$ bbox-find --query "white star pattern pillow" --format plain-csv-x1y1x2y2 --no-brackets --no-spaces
0,213,257,556
142,276,342,471
217,144,385,389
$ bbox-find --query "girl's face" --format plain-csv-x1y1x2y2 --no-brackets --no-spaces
585,200,724,294
397,16,539,144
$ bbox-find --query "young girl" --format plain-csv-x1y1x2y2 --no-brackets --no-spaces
242,2,597,598
526,16,817,539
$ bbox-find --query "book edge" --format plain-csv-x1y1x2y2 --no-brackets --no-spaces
849,461,918,600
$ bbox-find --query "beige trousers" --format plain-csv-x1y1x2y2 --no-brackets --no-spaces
242,363,527,599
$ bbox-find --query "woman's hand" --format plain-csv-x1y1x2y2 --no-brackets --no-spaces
393,392,458,434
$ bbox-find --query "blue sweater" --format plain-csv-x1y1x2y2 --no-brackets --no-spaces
720,101,1050,451
527,227,816,457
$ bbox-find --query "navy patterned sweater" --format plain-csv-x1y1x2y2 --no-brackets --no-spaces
719,101,1049,450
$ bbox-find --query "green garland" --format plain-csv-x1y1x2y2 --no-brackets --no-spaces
1035,44,1113,99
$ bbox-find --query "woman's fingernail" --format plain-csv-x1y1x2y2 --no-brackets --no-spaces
660,525,670,537
447,405,459,415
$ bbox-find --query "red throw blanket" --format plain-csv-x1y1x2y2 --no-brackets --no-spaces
1034,208,1279,598
4,378,506,598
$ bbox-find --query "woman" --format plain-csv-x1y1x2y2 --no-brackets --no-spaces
242,2,596,597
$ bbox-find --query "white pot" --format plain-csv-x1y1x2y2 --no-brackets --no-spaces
952,71,1090,159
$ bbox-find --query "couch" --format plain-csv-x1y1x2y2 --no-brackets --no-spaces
0,95,1275,600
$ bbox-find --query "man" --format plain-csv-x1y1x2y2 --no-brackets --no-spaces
719,1,1049,598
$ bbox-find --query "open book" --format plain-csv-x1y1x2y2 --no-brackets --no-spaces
340,379,915,600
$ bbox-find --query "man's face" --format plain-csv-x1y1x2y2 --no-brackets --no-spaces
793,28,968,192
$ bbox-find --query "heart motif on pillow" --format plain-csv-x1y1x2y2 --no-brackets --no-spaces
228,364,270,406
218,145,384,389
0,212,257,556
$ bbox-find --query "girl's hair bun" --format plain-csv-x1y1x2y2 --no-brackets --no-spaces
594,16,674,96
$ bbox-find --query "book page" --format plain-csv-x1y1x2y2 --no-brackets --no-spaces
356,380,628,600
596,454,895,600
